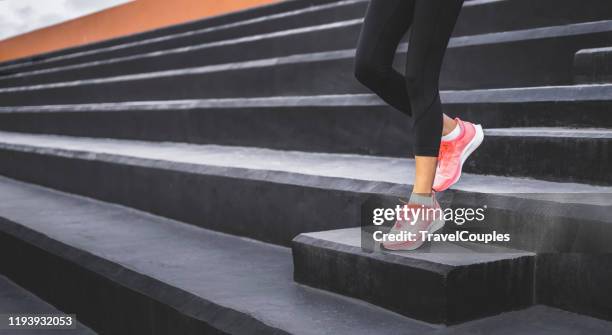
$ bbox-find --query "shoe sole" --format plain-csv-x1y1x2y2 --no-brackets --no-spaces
435,124,485,192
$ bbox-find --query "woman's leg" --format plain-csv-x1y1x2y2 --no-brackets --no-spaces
354,0,415,116
404,0,465,194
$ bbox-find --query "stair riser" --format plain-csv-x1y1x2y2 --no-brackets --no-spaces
3,26,612,105
0,148,404,246
574,47,612,84
441,27,612,90
293,235,535,324
0,0,341,74
0,106,412,157
445,192,612,253
0,219,282,334
465,135,612,185
537,254,612,322
1,100,610,139
445,101,612,129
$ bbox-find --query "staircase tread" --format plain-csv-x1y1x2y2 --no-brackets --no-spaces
577,45,612,54
3,82,612,112
486,127,612,138
297,227,533,268
450,19,612,47
0,131,609,197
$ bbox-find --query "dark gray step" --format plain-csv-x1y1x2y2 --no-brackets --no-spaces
0,274,96,334
0,0,340,72
0,176,431,335
2,178,611,333
4,0,612,78
0,131,609,250
0,87,611,184
574,46,612,84
0,1,367,79
2,20,612,105
444,20,612,89
469,127,612,185
292,228,535,324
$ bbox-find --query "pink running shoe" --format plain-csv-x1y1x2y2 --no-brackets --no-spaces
433,118,484,192
382,197,445,251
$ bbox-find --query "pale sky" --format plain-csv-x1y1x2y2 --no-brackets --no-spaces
0,0,132,41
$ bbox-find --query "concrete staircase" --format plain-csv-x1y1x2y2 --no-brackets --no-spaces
0,0,611,333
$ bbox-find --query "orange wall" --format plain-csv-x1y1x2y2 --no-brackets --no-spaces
0,0,278,63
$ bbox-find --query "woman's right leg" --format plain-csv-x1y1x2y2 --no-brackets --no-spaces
354,0,415,116
404,0,465,195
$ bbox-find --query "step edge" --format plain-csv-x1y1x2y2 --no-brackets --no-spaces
293,232,534,271
0,216,290,334
3,82,612,112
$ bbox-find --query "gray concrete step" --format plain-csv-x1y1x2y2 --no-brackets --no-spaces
293,228,534,324
468,127,612,184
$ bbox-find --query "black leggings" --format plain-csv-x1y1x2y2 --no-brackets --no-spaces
354,0,464,157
